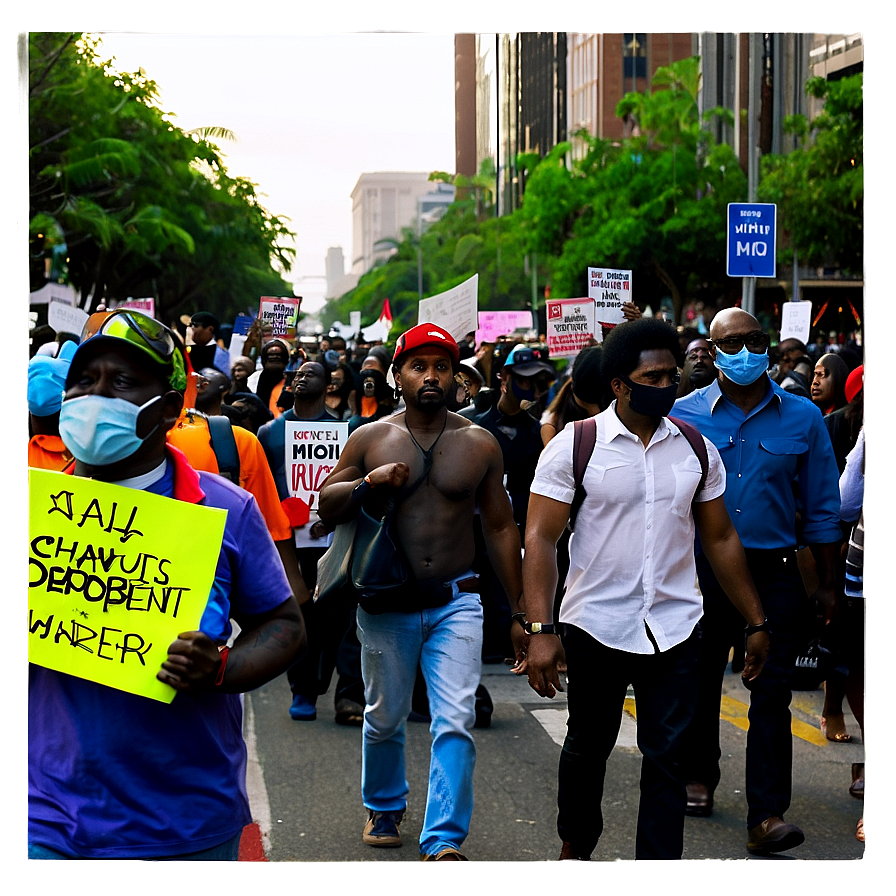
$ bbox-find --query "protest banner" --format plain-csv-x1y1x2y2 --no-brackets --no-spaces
259,296,302,339
284,421,349,548
546,299,596,358
48,300,89,338
780,301,812,345
417,274,479,341
28,469,226,703
476,310,535,345
588,267,631,326
114,297,156,319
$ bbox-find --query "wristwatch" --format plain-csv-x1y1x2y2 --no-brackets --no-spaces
744,618,771,637
524,621,558,635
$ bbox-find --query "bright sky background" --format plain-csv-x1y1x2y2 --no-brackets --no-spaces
94,31,457,317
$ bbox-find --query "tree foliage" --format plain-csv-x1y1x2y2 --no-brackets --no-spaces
29,33,295,325
758,73,863,274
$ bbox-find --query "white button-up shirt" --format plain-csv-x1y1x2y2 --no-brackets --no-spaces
530,403,726,654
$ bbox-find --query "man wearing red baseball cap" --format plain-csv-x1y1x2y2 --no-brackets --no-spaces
318,321,524,861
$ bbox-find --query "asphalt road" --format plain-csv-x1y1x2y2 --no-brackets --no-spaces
243,659,866,865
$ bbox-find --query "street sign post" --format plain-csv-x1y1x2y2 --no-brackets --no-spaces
727,203,777,278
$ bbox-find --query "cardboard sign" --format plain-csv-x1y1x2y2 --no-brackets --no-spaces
284,421,348,548
588,267,631,325
115,297,156,318
546,299,596,358
476,310,535,344
259,296,301,339
28,469,226,703
48,300,89,338
417,274,479,341
780,301,812,345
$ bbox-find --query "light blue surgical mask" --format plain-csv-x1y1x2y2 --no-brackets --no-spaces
712,345,769,386
58,394,162,466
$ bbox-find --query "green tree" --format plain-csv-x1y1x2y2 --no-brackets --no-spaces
758,73,863,275
29,33,295,325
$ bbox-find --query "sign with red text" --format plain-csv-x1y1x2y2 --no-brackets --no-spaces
259,296,302,339
588,267,631,325
284,421,349,548
546,299,596,358
28,469,225,703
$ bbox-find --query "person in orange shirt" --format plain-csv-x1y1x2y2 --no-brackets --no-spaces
27,340,77,471
168,367,309,607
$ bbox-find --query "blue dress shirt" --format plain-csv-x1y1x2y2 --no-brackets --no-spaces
672,377,841,550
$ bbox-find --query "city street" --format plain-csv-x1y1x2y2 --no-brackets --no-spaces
241,660,865,864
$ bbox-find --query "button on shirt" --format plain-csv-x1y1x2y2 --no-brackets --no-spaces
672,379,841,550
530,405,726,654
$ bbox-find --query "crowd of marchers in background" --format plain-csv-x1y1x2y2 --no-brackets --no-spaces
27,296,865,861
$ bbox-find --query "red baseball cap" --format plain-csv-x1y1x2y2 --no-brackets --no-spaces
845,364,863,404
392,323,460,366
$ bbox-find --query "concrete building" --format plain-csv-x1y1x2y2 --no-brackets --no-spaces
350,173,455,276
324,246,358,300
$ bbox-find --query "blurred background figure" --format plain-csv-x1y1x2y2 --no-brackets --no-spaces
677,338,716,398
811,353,849,417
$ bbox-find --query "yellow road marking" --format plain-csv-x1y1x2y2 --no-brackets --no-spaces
623,694,829,746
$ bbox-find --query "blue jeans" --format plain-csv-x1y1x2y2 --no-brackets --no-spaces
356,576,483,857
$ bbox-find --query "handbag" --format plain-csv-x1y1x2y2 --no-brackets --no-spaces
790,637,834,691
314,492,411,606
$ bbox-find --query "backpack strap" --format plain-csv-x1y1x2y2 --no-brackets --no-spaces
667,416,708,498
207,414,241,484
568,416,597,532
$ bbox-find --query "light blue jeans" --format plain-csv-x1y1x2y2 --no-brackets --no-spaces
356,576,483,857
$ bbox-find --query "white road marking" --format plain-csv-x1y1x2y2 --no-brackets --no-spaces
531,707,640,751
243,693,273,857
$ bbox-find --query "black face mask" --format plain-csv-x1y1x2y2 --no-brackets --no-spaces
620,375,678,419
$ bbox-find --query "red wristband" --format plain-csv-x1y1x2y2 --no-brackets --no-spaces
214,646,230,687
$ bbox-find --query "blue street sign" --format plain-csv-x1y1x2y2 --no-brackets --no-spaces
727,203,777,278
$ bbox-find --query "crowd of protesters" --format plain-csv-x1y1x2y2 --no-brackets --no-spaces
27,298,865,860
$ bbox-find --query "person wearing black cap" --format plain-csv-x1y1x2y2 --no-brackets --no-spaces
28,308,305,860
317,322,524,861
187,311,231,376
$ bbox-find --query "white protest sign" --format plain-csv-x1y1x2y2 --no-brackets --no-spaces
417,274,479,341
476,310,535,344
780,301,812,345
350,311,362,334
30,282,80,306
588,267,631,325
48,300,89,338
546,299,596,358
228,333,248,363
284,421,348,548
259,296,301,339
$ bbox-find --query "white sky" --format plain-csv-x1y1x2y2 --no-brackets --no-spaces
94,31,457,316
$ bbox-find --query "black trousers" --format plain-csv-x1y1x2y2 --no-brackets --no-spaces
557,624,700,860
680,549,810,828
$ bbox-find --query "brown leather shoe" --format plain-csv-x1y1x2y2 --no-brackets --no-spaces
747,816,805,854
559,841,590,860
421,848,468,861
685,781,713,817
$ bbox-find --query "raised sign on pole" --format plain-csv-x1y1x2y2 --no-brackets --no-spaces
727,203,777,278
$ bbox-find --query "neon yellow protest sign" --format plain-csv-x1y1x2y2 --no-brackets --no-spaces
28,469,227,703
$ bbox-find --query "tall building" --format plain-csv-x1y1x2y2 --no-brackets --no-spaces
350,173,455,276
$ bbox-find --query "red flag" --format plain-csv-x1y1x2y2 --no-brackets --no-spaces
379,298,393,332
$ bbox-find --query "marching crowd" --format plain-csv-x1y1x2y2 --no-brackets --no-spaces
27,300,865,860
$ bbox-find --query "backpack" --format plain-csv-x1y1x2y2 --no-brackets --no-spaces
567,415,708,532
207,414,241,484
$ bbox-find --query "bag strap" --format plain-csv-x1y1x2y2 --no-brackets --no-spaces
667,416,708,498
207,415,241,483
568,416,597,532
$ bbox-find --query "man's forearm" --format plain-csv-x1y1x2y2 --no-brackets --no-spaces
521,534,560,623
702,531,765,626
482,522,523,615
222,604,305,693
808,541,840,591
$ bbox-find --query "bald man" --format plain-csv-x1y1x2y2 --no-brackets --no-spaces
672,308,841,855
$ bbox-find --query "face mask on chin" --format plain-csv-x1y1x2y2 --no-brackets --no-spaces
712,346,769,386
58,394,163,467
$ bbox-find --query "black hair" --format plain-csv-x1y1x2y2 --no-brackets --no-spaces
571,345,605,406
190,311,219,331
600,318,684,385
229,391,274,427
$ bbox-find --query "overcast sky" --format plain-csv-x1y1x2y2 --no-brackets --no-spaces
95,31,457,315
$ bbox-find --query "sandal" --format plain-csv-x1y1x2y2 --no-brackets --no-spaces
856,818,864,842
849,762,864,800
820,714,852,743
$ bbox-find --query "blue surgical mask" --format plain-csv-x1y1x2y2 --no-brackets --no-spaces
712,346,770,386
58,394,162,466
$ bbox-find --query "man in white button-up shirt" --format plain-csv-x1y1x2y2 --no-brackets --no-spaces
520,318,769,861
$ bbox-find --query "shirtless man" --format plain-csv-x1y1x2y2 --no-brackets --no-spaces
318,322,524,861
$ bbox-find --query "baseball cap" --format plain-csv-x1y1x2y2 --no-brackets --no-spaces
67,308,187,392
502,344,555,377
845,364,863,404
392,323,460,366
